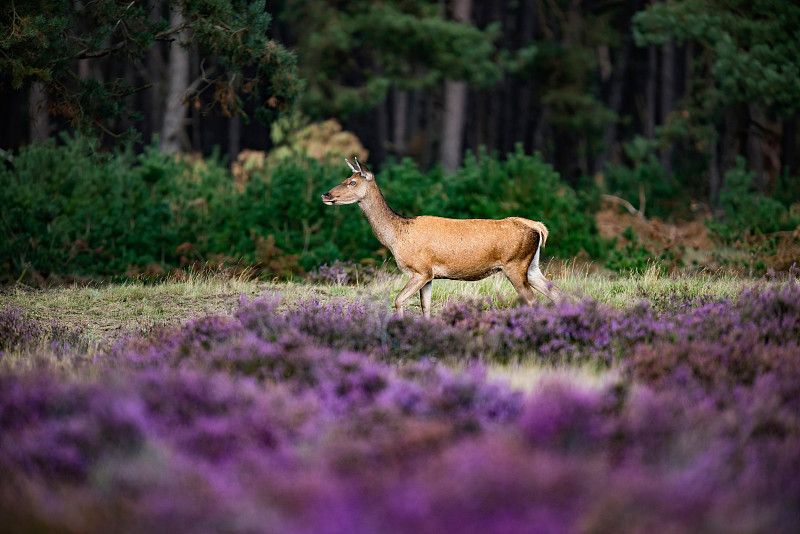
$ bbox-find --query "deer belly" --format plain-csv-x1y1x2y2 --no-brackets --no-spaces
432,263,502,281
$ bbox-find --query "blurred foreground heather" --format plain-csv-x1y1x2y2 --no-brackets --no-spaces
1,283,799,533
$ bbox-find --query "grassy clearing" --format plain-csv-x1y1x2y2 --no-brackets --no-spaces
1,273,264,343
0,266,765,347
481,360,620,392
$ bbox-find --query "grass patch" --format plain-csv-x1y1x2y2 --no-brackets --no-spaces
0,267,768,347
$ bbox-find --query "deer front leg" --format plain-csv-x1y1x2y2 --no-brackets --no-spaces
420,281,433,318
395,273,433,317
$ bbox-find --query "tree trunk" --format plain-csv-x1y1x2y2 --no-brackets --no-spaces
645,45,657,139
28,82,49,143
422,91,439,170
721,105,746,174
746,104,765,192
659,38,675,175
439,0,472,173
375,97,389,164
596,1,634,173
781,114,798,178
160,1,190,153
714,104,747,214
392,87,408,156
144,0,166,145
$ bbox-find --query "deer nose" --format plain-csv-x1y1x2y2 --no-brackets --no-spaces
321,192,331,201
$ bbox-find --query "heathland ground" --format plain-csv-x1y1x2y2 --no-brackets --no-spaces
2,268,799,533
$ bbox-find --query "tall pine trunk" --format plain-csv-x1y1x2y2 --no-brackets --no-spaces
392,87,408,156
659,39,675,175
596,0,636,172
746,104,766,192
781,114,798,178
160,1,190,153
645,45,657,139
28,82,49,143
439,0,472,173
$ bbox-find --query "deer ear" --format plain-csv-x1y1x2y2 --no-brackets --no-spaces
345,158,357,173
354,156,372,180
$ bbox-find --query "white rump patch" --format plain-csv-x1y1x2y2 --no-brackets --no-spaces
527,236,541,281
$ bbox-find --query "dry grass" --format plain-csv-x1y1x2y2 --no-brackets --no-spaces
1,265,759,346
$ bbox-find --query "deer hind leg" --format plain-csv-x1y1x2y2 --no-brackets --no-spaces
527,253,562,303
503,263,537,306
395,273,433,317
529,269,562,302
420,281,433,318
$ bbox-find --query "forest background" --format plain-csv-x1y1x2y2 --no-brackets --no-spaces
1,0,799,284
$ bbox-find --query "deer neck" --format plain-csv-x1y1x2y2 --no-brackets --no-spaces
358,185,405,251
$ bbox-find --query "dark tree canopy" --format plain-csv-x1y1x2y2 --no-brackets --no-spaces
0,0,798,210
282,0,506,118
0,0,299,136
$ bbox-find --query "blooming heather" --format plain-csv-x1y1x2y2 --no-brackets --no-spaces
0,304,88,356
1,283,799,533
307,260,388,286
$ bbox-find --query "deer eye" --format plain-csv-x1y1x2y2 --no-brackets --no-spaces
349,181,357,186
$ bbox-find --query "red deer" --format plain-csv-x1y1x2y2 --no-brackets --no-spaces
321,158,562,317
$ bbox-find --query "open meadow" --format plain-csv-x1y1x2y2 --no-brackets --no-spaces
2,268,799,533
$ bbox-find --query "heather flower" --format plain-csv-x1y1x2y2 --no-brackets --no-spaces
2,283,800,533
520,381,611,453
0,305,43,352
306,260,388,286
0,373,146,481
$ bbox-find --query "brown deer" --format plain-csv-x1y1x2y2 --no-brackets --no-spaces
321,157,562,317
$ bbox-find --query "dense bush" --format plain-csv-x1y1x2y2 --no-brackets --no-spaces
602,136,683,219
0,135,607,282
710,157,800,241
1,283,799,533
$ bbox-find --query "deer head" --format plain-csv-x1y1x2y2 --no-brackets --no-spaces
321,157,374,205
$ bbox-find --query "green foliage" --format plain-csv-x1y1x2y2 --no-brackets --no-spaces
0,136,608,281
632,0,800,218
282,0,504,117
0,0,298,134
709,157,800,241
603,136,683,218
633,0,800,115
519,3,622,165
605,227,667,275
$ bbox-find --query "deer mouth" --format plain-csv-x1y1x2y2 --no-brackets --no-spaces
321,193,336,205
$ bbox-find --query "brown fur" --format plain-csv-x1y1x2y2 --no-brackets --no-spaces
322,161,561,317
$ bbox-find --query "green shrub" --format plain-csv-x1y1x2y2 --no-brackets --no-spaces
605,227,669,274
710,157,800,241
602,136,682,219
0,135,608,282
